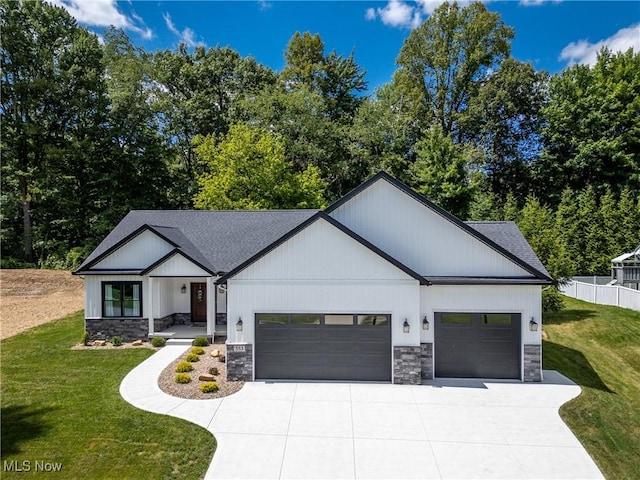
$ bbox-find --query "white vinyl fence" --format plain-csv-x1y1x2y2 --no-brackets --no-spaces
560,280,640,312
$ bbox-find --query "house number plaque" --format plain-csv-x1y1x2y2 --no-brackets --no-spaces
233,345,246,353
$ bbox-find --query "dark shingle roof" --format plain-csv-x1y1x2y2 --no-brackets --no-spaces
466,221,551,278
77,210,319,274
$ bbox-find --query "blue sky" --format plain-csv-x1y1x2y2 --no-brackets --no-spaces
52,1,639,91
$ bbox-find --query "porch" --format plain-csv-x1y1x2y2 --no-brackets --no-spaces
146,276,227,339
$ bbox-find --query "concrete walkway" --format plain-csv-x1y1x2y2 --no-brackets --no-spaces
120,343,604,480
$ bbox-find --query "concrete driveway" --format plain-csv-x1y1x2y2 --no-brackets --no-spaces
121,343,604,480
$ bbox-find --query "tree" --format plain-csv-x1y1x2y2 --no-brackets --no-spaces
408,126,477,218
463,58,548,197
152,44,276,199
394,1,513,140
193,123,326,210
535,48,640,203
0,0,107,262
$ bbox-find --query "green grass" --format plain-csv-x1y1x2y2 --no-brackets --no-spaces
543,297,640,480
1,312,215,479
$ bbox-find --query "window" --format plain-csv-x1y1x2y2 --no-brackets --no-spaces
325,314,354,326
481,314,512,325
441,313,472,324
291,314,321,325
102,282,141,317
357,315,389,326
257,314,288,325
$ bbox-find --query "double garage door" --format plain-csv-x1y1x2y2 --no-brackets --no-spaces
434,312,521,379
255,311,521,381
255,313,391,381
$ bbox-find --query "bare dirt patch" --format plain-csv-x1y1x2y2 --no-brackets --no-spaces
0,269,84,340
158,343,244,399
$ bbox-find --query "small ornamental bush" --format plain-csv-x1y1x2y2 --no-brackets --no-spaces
199,382,219,393
176,361,193,373
542,288,565,313
175,373,191,384
185,353,200,362
193,337,209,347
81,331,90,346
151,337,166,347
208,367,219,376
191,346,205,355
110,336,123,346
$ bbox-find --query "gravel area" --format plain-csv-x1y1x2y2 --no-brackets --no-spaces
158,343,244,399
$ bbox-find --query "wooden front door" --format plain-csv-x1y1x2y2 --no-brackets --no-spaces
190,283,207,323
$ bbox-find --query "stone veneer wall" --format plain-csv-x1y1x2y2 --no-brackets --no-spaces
393,346,422,384
524,344,542,382
420,343,433,380
226,343,253,381
85,318,148,342
216,313,227,325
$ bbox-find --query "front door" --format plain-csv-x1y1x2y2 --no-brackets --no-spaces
190,283,207,323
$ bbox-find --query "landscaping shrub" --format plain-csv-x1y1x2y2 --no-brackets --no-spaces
185,353,200,362
81,331,90,346
543,288,565,313
175,373,191,384
193,336,209,347
199,382,219,393
208,367,219,376
151,337,166,347
176,361,193,373
110,336,123,346
191,346,205,355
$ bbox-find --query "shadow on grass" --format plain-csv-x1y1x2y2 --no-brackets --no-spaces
544,308,598,326
1,405,58,455
543,340,614,393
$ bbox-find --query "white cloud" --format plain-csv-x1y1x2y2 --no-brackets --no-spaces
50,0,152,38
365,0,422,29
258,0,273,11
560,23,640,66
365,0,481,29
162,13,205,48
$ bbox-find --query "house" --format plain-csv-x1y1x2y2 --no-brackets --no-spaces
74,172,552,384
611,244,640,290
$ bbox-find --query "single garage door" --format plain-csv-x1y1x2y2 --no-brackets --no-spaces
255,313,391,381
435,312,521,379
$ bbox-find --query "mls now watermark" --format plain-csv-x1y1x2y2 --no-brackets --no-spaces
3,460,63,473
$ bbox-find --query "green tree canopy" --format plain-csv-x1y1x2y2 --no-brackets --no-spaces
193,123,327,210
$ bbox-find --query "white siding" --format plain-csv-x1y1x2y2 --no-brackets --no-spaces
227,280,420,348
147,253,210,277
235,218,415,281
93,229,173,269
330,179,530,277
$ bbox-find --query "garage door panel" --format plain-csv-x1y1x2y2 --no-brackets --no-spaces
435,312,520,379
255,313,391,381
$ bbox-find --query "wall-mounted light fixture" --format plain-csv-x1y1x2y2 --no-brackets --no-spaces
403,319,410,333
529,317,538,332
180,284,187,294
236,318,243,332
422,316,430,330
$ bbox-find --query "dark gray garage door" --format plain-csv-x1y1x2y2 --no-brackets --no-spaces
255,313,391,381
435,312,521,379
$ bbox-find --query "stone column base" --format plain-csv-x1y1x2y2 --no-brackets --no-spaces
393,346,421,384
420,343,433,380
524,344,542,382
226,343,253,381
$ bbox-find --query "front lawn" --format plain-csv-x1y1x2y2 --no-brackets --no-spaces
544,296,640,480
0,312,214,479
